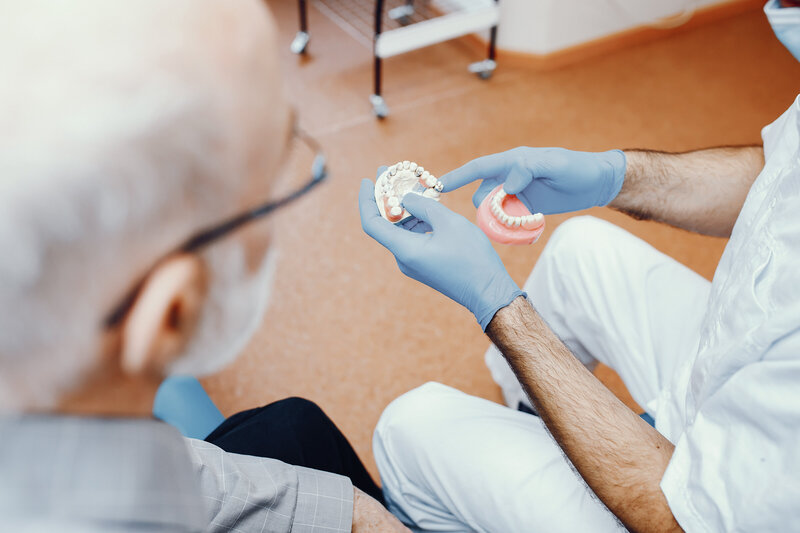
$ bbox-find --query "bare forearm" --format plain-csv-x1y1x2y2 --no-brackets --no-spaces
610,146,763,237
487,297,681,533
352,487,410,533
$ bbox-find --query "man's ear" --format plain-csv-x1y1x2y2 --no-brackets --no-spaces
119,254,206,377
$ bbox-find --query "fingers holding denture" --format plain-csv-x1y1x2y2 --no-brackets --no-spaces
375,161,443,223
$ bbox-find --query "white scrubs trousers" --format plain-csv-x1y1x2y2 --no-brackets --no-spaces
373,216,711,532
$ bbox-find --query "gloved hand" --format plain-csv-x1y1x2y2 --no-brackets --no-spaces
358,178,525,330
372,166,433,234
440,147,627,215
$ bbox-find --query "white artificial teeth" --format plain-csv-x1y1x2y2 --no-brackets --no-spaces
489,187,545,231
434,180,444,192
375,161,443,222
521,213,545,230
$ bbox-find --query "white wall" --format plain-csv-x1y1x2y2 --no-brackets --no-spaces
495,0,735,54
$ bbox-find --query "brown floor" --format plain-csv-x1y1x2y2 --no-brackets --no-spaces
202,1,800,479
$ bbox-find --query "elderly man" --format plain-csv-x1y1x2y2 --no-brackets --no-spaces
359,2,800,531
0,1,408,531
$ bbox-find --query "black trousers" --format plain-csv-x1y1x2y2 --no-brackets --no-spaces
205,397,384,504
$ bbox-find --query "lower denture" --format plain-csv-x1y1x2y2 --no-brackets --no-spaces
477,185,545,245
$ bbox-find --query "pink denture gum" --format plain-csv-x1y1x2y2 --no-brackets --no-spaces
477,185,545,245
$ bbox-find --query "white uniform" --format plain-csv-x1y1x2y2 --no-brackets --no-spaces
374,97,800,532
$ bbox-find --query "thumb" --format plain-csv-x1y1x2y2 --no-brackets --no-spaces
375,165,388,179
401,193,449,228
472,179,498,208
502,160,533,195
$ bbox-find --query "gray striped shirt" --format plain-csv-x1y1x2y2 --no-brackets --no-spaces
0,416,353,532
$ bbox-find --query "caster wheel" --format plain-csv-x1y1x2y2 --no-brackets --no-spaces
291,31,310,54
468,59,497,80
370,94,390,119
388,5,415,25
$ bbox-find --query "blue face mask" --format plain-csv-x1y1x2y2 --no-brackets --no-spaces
765,0,800,62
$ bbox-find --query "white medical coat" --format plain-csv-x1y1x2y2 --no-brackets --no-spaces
658,96,800,532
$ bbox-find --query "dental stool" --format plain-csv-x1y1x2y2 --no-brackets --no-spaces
152,375,225,440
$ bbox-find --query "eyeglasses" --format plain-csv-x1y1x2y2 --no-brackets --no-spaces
103,126,328,328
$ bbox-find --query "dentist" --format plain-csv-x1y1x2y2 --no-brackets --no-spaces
358,2,800,531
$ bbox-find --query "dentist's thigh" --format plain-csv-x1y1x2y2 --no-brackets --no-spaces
374,382,625,533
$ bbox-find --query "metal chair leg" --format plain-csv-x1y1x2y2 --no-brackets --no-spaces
468,0,498,79
371,0,390,118
291,0,310,54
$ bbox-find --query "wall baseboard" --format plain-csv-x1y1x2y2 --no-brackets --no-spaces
462,0,765,70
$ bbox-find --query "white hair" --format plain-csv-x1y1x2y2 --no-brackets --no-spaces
0,0,274,410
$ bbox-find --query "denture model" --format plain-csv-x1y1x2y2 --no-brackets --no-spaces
375,160,443,223
477,185,545,245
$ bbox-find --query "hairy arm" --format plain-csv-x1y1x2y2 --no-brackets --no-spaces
352,487,410,532
487,297,682,533
611,146,764,237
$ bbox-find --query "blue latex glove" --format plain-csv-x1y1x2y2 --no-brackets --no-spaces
440,147,627,215
152,375,225,440
359,178,525,330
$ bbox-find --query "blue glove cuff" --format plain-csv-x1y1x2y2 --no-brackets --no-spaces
598,149,627,207
476,289,528,331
